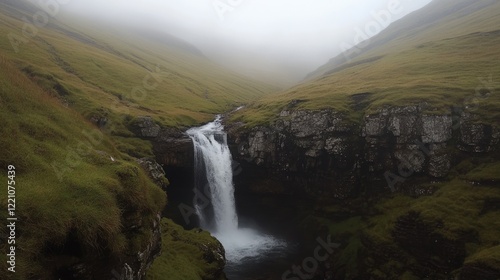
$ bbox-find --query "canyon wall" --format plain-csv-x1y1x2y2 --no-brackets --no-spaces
225,104,499,198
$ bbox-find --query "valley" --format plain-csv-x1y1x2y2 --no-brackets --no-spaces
0,0,499,279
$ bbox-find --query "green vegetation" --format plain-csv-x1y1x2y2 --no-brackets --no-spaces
464,161,500,182
0,55,166,278
231,2,500,127
0,1,273,155
1,0,499,279
303,174,500,279
147,219,226,280
0,1,272,278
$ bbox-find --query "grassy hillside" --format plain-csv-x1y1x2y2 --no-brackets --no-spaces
147,219,226,280
0,0,273,278
0,0,273,129
231,0,500,126
227,0,500,278
308,0,499,79
302,159,500,278
0,0,274,156
0,53,166,278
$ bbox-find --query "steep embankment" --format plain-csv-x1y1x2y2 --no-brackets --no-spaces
307,0,499,80
0,0,272,279
226,0,500,279
0,52,166,279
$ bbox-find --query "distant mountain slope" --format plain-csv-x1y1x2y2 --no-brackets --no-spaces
307,0,498,80
0,0,273,130
233,0,500,126
130,27,205,57
0,1,274,278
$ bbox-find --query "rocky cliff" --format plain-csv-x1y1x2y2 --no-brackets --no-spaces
133,106,499,280
226,104,499,199
222,104,499,279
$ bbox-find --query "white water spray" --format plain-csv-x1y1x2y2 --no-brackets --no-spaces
187,116,238,233
187,116,286,265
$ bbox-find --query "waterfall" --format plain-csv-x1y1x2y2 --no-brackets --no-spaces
187,115,287,268
187,115,238,233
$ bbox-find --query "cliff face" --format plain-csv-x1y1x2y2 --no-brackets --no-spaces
142,107,499,279
221,105,500,279
226,104,499,198
109,213,162,280
146,103,499,198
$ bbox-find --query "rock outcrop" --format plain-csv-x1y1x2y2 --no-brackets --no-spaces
110,213,162,280
152,127,193,168
137,158,170,190
59,213,162,280
226,105,499,198
458,112,500,152
130,116,161,138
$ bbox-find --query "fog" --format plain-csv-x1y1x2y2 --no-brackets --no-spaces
60,0,432,86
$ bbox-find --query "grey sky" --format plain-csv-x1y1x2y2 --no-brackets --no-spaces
61,0,433,85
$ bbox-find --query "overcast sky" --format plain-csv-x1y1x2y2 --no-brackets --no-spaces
61,0,433,85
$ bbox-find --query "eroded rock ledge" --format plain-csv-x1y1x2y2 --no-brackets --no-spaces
225,105,499,198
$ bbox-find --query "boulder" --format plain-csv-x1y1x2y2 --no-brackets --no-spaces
137,158,169,189
130,116,161,138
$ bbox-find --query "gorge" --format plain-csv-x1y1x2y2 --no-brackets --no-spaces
186,116,292,279
150,102,500,279
1,0,499,279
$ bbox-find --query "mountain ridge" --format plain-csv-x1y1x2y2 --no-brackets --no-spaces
231,0,500,127
306,0,499,81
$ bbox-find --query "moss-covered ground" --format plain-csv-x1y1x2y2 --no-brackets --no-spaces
0,1,271,278
301,160,500,279
0,53,166,278
147,219,226,280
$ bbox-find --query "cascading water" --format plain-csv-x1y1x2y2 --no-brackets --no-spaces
187,116,238,233
187,116,290,277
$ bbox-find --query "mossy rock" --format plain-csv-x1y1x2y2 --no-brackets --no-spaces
147,219,226,280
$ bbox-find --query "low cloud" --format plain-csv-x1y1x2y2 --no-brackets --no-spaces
59,0,432,86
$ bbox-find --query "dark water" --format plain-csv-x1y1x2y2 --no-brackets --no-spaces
224,238,299,280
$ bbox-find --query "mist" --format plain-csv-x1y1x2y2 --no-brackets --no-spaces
58,0,432,86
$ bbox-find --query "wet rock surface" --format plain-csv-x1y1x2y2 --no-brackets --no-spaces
226,105,499,198
152,127,193,168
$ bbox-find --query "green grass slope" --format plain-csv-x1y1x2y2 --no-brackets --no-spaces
147,219,226,280
0,0,274,159
0,0,273,278
228,1,500,278
232,0,500,126
0,0,273,129
302,169,500,279
0,54,166,278
308,0,498,79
